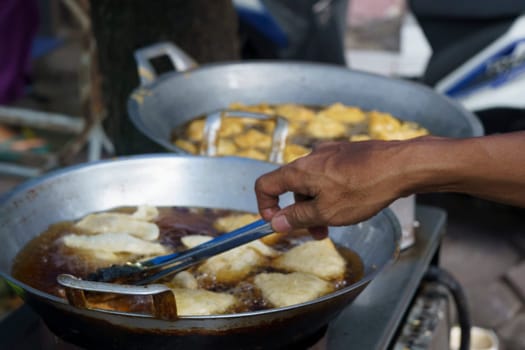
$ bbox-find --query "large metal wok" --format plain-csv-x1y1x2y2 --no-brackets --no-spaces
0,155,400,349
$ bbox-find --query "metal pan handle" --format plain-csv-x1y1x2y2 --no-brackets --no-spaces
202,110,289,164
134,42,198,86
57,274,178,321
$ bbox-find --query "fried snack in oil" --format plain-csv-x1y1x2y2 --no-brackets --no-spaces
319,103,366,124
305,116,346,139
234,129,272,150
275,104,315,122
171,103,429,164
368,110,428,140
175,139,198,154
186,119,206,141
284,144,311,163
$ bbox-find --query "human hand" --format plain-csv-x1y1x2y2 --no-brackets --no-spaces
255,140,416,236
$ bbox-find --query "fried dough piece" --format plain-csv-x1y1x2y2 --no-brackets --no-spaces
350,134,371,142
254,272,333,308
132,205,159,221
175,139,198,154
228,102,275,115
213,213,284,246
275,104,315,123
214,213,261,232
320,103,366,124
234,129,272,150
169,271,198,290
180,233,274,283
63,232,168,256
305,117,346,139
272,238,346,280
236,148,267,161
187,119,205,141
181,234,212,248
198,245,267,283
172,288,237,315
368,110,401,140
219,117,245,137
246,239,280,258
75,213,160,240
216,139,238,156
284,144,310,163
181,234,278,258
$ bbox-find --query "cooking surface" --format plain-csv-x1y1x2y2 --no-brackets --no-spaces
0,205,445,350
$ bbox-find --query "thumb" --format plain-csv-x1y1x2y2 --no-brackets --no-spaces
271,201,321,232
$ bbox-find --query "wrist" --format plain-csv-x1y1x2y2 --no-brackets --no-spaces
395,137,466,196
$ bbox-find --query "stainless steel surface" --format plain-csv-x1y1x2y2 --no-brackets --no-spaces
390,195,417,250
0,155,400,349
202,110,289,163
133,41,197,86
57,274,178,321
327,205,446,350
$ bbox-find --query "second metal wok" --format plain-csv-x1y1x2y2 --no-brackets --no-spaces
0,155,400,349
127,42,483,155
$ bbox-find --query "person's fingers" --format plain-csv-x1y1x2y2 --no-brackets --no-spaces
255,166,315,221
271,198,324,232
254,168,287,220
312,140,338,151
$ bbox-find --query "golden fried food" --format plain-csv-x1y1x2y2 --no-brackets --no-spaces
173,103,429,165
350,134,371,142
229,102,275,115
216,139,238,156
214,213,261,232
62,232,168,258
369,111,428,140
275,104,315,122
171,288,237,316
236,148,267,161
198,244,268,283
175,139,198,154
75,212,160,240
284,144,310,163
272,238,346,280
254,272,333,308
234,129,272,150
169,271,199,290
219,117,245,137
305,116,346,139
186,119,206,141
368,110,402,140
319,103,366,124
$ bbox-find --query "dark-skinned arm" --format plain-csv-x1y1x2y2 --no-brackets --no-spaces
254,132,525,234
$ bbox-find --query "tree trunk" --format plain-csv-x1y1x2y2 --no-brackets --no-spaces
90,0,239,155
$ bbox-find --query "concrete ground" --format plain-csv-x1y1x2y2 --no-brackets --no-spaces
1,9,524,349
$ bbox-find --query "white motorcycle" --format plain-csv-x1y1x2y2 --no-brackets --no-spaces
410,1,525,132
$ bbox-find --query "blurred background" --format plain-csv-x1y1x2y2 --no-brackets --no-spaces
1,1,524,349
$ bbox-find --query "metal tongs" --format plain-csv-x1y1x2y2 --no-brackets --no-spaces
80,219,274,285
201,109,289,164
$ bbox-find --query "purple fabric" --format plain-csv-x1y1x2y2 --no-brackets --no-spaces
0,0,39,104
